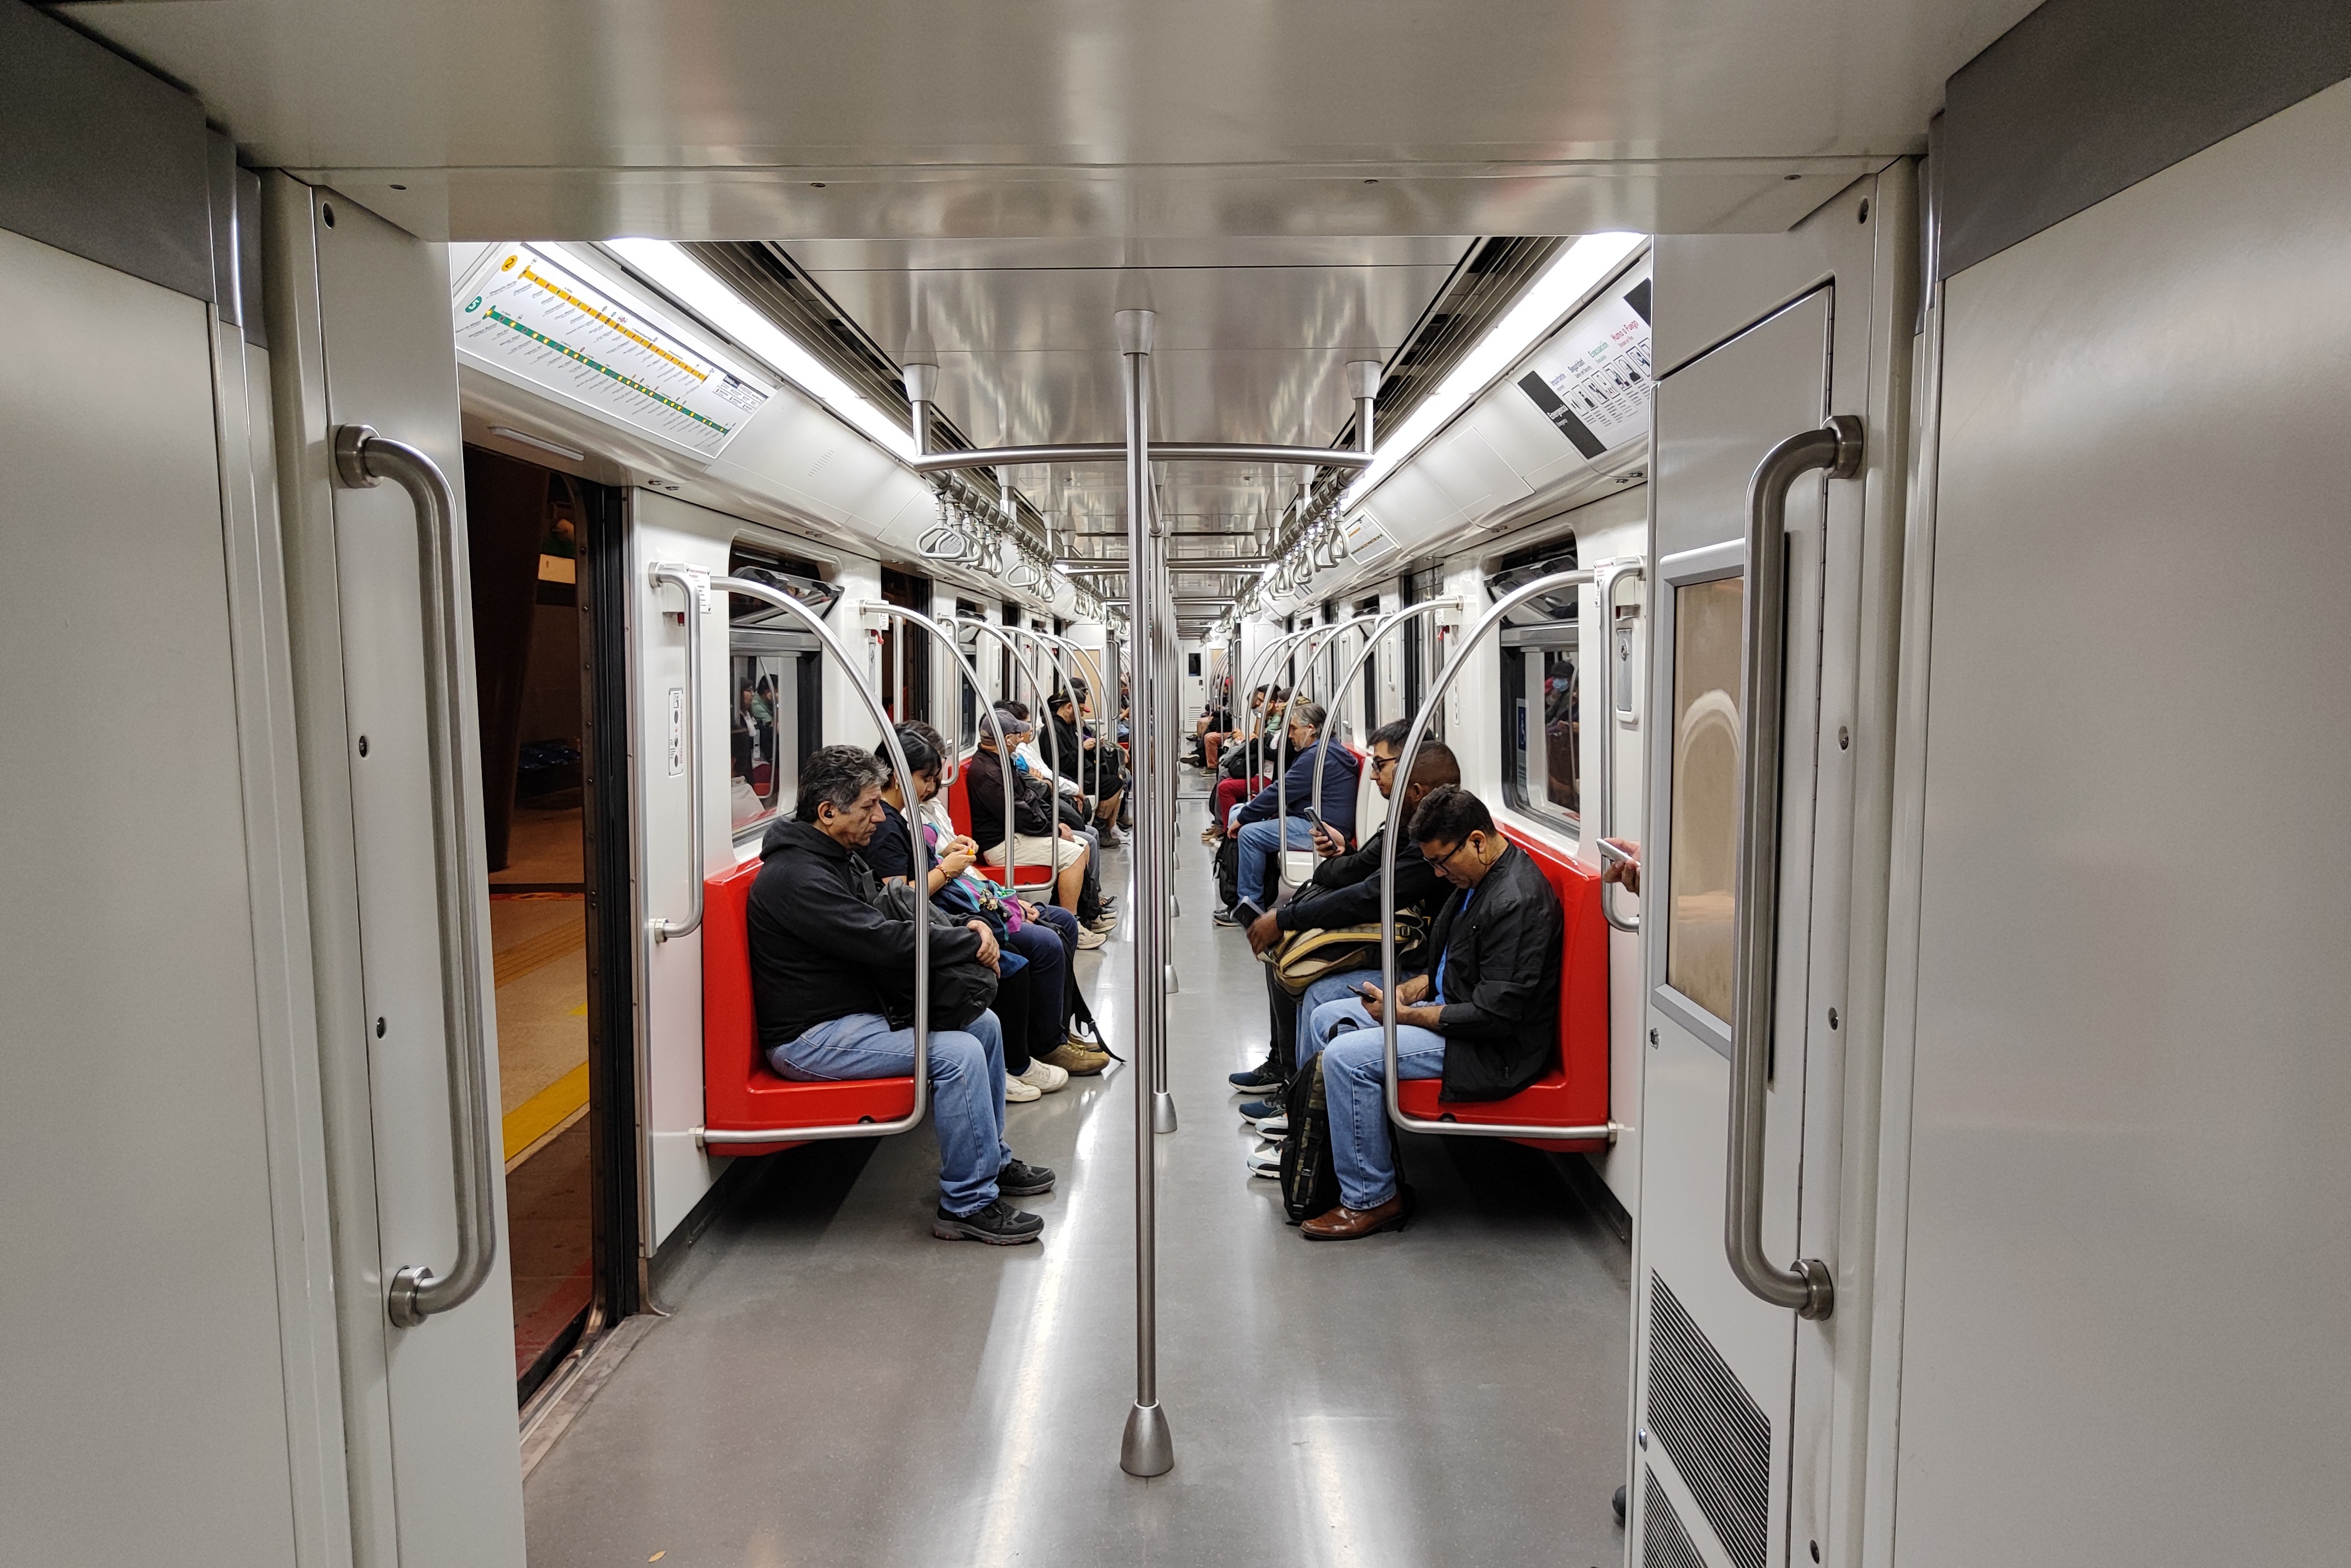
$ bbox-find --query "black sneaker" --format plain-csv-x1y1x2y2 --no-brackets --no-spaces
933,1200,1045,1245
997,1158,1057,1197
1229,1058,1285,1091
1211,904,1241,926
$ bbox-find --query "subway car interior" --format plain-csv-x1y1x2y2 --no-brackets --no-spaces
7,1,2349,1563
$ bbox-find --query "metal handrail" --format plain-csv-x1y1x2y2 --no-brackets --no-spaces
1229,622,1329,819
1380,567,1619,1143
1268,614,1381,891
1316,597,1462,842
1726,416,1861,1320
694,575,936,1147
1591,559,1646,935
857,602,1020,866
331,425,499,1328
649,563,709,943
945,616,1076,884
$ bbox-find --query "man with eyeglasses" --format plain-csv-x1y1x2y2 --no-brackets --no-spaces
1225,724,1458,1157
1291,784,1565,1240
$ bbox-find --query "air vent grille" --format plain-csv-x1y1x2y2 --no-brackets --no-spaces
1647,1271,1771,1568
1643,1468,1709,1568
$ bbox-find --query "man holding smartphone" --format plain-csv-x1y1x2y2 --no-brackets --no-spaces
1288,785,1564,1240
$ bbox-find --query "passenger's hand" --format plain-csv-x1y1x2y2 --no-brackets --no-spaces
966,920,1001,969
1017,899,1042,920
1398,973,1432,1006
940,845,976,877
1245,909,1284,955
948,833,982,859
1058,823,1076,841
1398,1003,1446,1029
1311,822,1346,857
1357,983,1385,1022
1600,837,1642,895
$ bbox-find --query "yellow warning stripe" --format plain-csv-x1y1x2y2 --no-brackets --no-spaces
494,921,584,987
504,1061,590,1161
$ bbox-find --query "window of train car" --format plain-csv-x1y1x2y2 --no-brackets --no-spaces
1354,594,1381,733
1665,577,1743,1022
728,542,830,840
878,566,933,723
1500,627,1580,830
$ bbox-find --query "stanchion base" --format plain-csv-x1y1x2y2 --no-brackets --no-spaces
1153,1091,1178,1134
1120,1401,1174,1477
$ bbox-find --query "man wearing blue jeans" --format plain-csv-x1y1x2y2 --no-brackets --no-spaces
1215,698,1360,924
748,746,1057,1245
1293,786,1563,1240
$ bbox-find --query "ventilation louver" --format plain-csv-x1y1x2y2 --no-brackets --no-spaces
1646,1272,1771,1568
1643,1467,1710,1568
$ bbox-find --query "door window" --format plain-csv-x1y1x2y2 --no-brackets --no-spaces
1665,576,1742,1021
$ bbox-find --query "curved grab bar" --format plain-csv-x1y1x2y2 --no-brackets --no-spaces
1380,567,1618,1144
331,424,500,1328
1726,416,1861,1321
649,564,709,943
1312,597,1460,846
1284,615,1382,875
945,617,1074,884
694,575,935,1147
1591,559,1646,935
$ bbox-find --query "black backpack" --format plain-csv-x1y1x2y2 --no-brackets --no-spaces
1277,1046,1412,1227
1277,1056,1340,1225
1214,832,1241,910
867,877,1000,1031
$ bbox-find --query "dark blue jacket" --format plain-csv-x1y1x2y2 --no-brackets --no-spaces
1235,739,1361,836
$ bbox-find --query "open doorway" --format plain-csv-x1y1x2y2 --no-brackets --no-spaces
464,445,636,1403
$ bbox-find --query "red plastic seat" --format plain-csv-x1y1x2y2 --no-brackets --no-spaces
943,765,1055,890
701,856,915,1157
1393,826,1608,1152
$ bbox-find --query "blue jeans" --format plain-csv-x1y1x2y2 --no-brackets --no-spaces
1304,996,1446,1211
1235,815,1317,913
1286,966,1381,1071
768,1010,1013,1214
1003,919,1068,1065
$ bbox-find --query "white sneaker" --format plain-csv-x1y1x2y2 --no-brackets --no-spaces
1016,1058,1070,1094
1076,926,1108,950
1004,1075,1043,1103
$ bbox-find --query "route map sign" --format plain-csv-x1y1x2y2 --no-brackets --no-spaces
453,243,770,458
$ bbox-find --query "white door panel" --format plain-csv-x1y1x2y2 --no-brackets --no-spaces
1,224,304,1568
270,181,526,1567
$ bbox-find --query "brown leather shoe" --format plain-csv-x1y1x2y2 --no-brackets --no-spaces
1300,1195,1406,1240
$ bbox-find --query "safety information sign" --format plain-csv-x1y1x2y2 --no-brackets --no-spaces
454,243,769,458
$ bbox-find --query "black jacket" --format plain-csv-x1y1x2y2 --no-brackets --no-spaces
1421,842,1563,1101
1274,826,1447,934
747,818,983,1047
1050,711,1121,793
962,748,1054,852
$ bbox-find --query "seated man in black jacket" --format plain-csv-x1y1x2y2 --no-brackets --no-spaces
1225,725,1461,1098
1293,786,1563,1240
749,745,1056,1245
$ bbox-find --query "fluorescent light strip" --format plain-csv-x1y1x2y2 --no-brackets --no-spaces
607,239,919,463
1342,231,1645,511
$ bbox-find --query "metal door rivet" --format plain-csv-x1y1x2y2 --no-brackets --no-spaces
1811,1543,1822,1563
1857,198,1870,223
374,1017,386,1037
1828,1008,1840,1030
356,735,369,756
321,202,336,227
1637,1427,1649,1449
1838,725,1849,750
1648,1028,1659,1046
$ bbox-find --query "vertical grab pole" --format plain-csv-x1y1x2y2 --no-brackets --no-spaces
1117,307,1176,1479
1148,472,1179,1128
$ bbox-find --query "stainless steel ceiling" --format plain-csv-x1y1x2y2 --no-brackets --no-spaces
64,0,2039,629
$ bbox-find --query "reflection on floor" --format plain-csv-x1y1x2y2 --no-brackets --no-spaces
525,796,1633,1566
493,871,592,1385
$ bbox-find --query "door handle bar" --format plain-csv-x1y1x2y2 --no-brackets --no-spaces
1592,559,1645,934
331,425,498,1328
649,562,709,943
1726,414,1862,1321
693,575,935,1146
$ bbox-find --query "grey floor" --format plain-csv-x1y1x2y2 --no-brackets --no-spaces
526,792,1632,1567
